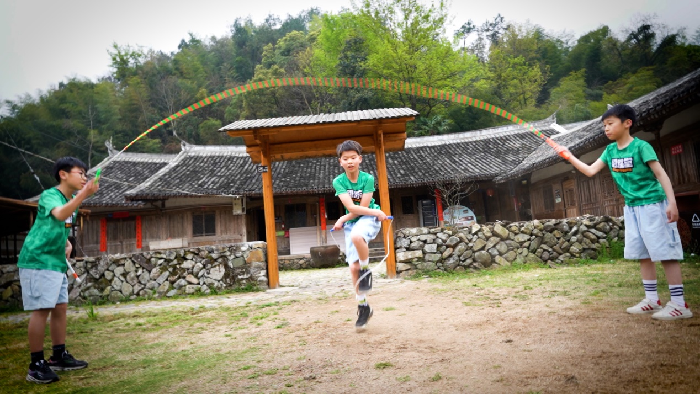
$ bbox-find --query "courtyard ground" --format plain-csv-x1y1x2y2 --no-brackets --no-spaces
1,259,699,393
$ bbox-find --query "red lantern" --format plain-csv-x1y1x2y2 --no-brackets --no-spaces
486,188,495,197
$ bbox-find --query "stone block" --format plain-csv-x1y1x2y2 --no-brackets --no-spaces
396,250,422,263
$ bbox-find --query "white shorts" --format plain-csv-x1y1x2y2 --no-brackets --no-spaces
623,200,683,261
344,215,382,264
19,268,68,310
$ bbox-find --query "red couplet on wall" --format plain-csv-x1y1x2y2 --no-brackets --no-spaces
135,216,142,249
434,189,444,222
99,218,107,252
319,196,326,231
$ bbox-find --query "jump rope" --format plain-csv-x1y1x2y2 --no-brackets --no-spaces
4,77,573,285
330,216,394,292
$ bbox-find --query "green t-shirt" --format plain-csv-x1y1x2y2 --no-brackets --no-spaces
18,188,76,273
332,171,380,223
599,138,666,207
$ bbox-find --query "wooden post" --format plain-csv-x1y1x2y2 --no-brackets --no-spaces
135,216,142,250
260,137,279,289
319,196,327,245
374,129,396,278
99,218,107,253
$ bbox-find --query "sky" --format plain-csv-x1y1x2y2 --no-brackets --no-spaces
1,0,698,106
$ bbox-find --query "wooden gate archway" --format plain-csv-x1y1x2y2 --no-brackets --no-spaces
221,108,417,289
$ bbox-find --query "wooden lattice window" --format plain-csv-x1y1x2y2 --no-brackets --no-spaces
192,212,216,237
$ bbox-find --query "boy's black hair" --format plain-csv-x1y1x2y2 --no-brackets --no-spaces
336,140,363,157
601,104,637,126
53,157,88,182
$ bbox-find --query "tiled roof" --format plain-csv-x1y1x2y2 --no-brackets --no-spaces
82,153,176,207
220,108,419,131
494,68,700,182
120,116,561,200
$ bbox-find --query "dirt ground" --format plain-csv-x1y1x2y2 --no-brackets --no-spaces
183,269,700,394
5,266,699,393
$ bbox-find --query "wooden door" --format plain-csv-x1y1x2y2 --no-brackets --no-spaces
563,179,579,218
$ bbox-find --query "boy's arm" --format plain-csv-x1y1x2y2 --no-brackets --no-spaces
648,161,678,222
337,193,386,219
554,146,606,177
51,179,99,221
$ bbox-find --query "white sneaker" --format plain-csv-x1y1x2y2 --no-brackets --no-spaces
652,301,693,321
626,299,663,314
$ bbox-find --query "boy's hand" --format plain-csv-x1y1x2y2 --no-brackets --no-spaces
374,210,388,221
332,218,345,231
666,202,679,223
65,240,72,259
78,177,100,197
553,144,571,158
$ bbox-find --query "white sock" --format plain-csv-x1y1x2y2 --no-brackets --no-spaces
359,258,369,269
356,294,367,306
669,285,685,307
643,280,659,303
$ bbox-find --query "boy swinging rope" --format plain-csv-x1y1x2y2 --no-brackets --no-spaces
555,104,692,320
18,157,99,384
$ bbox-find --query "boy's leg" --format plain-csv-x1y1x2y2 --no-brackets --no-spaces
351,233,370,262
47,280,88,371
49,303,67,349
650,259,692,320
28,309,51,353
627,258,663,314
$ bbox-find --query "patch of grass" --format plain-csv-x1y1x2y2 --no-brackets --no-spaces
429,372,442,381
383,306,396,311
263,368,278,375
397,375,411,382
375,362,394,369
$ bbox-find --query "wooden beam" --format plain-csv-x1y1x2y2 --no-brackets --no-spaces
374,128,396,278
260,137,279,289
244,133,407,163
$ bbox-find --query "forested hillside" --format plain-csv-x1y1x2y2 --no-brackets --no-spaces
2,0,699,199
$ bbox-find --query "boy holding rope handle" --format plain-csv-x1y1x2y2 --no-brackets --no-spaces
332,140,388,332
18,157,99,383
555,104,692,320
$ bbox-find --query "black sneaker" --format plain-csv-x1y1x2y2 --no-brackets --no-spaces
358,268,372,293
26,360,59,384
355,304,373,332
48,351,88,371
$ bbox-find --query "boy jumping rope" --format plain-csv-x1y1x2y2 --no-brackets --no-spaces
332,140,388,331
556,104,692,320
18,157,99,383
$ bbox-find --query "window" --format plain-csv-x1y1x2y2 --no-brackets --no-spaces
192,212,216,237
284,203,307,228
326,200,342,221
542,185,554,212
401,196,415,215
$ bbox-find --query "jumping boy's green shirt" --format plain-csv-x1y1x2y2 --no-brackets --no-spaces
333,171,380,223
599,137,666,207
17,188,76,273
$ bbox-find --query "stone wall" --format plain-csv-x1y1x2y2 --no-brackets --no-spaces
0,242,268,309
394,216,624,277
279,251,347,270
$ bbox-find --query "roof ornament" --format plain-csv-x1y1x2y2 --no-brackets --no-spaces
105,137,118,156
181,140,191,151
550,123,570,134
607,104,614,109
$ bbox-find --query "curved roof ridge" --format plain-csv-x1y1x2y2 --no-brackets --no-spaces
405,116,555,148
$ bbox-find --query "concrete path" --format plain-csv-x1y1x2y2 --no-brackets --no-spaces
1,267,406,323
